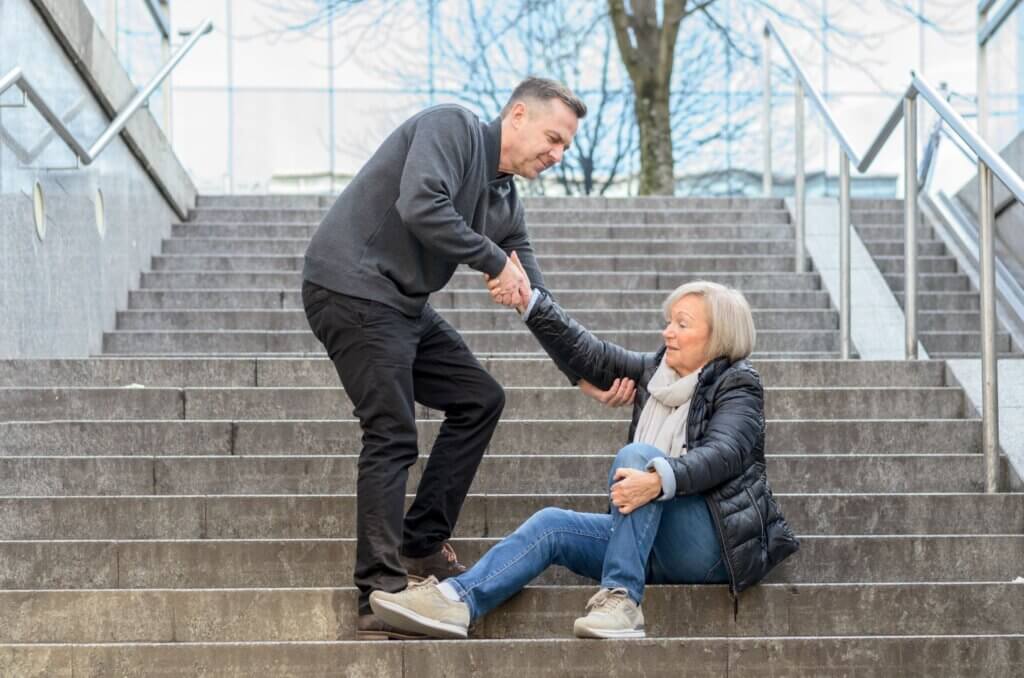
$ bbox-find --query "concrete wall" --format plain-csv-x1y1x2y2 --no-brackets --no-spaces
0,0,195,357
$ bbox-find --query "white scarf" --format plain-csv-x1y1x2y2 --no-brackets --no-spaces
632,358,700,458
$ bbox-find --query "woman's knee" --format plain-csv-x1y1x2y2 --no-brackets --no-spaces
612,442,662,471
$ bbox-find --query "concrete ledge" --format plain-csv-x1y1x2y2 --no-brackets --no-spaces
29,0,196,219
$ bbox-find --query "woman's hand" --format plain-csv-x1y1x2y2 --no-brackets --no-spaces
579,378,636,407
610,468,663,515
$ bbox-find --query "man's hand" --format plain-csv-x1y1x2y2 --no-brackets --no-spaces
610,468,663,515
579,378,636,407
485,251,531,311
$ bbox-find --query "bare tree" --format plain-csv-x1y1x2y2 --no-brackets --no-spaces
391,0,639,197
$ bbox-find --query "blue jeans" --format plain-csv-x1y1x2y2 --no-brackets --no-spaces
448,443,728,621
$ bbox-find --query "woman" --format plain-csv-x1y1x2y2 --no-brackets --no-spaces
370,276,799,639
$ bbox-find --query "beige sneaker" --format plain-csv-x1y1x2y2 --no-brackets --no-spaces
573,588,645,639
369,576,470,639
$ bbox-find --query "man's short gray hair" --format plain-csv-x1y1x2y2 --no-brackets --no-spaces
662,281,756,362
501,77,587,119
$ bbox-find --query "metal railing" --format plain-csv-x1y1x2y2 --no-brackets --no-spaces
763,18,1020,492
0,18,212,168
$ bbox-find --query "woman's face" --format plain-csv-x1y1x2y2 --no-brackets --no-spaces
662,294,711,376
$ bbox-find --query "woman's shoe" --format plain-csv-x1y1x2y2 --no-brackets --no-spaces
370,575,471,639
573,587,646,639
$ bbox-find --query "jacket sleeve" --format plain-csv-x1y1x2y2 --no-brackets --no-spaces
663,368,764,495
496,201,549,296
395,111,507,277
524,290,657,388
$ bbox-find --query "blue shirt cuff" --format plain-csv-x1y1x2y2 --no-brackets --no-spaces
646,457,677,501
521,288,542,321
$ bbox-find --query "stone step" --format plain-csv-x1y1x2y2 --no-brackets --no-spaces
894,291,980,311
161,237,803,257
918,331,1014,354
917,311,983,332
0,418,980,456
149,254,809,274
863,240,947,257
0,535,1020,589
1,583,1021,643
0,453,995,495
113,308,838,332
4,636,1021,677
884,273,970,292
848,210,905,225
1,493,1016,539
187,207,794,225
140,270,824,291
0,386,963,422
195,194,787,210
851,198,905,209
856,225,936,241
521,196,788,210
0,358,948,389
197,194,330,208
128,288,833,311
873,256,959,275
174,222,799,240
101,328,839,355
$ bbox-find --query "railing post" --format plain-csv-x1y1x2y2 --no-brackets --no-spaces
795,80,806,274
839,150,851,359
978,4,990,142
762,28,773,197
978,162,1001,492
904,96,918,359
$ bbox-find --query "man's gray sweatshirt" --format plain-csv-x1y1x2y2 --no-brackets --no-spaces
303,104,545,317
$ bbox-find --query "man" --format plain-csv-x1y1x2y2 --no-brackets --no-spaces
301,77,587,639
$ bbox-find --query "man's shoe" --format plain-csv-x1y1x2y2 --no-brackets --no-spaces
573,587,646,639
356,612,428,640
370,575,470,639
401,541,468,582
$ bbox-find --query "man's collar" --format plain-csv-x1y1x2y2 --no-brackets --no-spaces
484,116,510,183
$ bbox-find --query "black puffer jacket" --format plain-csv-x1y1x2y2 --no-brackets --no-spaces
525,292,799,594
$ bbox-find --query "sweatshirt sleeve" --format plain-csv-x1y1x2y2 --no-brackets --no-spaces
395,111,507,277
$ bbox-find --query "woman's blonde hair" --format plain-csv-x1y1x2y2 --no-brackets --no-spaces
661,280,756,362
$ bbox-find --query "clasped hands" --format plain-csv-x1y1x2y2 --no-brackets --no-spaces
484,251,532,312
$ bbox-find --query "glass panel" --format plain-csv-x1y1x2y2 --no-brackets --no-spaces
230,0,328,90
987,4,1024,151
170,0,228,87
116,0,166,127
172,90,229,193
231,90,330,193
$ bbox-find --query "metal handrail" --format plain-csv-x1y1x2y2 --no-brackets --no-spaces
763,19,1013,492
0,18,212,167
979,0,1022,46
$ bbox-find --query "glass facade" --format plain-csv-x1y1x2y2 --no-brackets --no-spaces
163,0,987,196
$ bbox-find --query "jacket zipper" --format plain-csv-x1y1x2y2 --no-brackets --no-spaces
704,495,737,593
746,487,768,548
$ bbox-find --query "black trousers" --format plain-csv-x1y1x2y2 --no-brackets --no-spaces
302,281,504,615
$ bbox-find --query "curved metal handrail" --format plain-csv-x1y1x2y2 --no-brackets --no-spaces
764,18,1014,493
979,0,1022,46
0,17,213,167
763,21,862,166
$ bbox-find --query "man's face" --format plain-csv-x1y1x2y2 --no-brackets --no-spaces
506,99,579,179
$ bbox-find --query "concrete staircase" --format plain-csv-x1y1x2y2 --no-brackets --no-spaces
0,195,1021,676
852,198,1023,359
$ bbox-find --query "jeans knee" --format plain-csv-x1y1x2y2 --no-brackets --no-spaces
613,442,661,470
